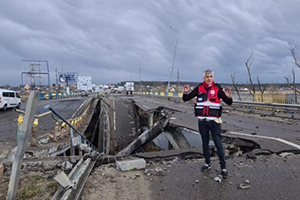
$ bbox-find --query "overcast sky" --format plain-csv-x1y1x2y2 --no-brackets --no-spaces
1,0,300,86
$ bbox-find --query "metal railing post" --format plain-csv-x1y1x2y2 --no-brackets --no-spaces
30,118,39,146
8,91,38,200
70,128,75,156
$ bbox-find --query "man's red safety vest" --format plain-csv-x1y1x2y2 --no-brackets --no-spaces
194,84,222,120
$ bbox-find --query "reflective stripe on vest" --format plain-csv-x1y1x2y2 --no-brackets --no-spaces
197,116,217,120
196,102,222,107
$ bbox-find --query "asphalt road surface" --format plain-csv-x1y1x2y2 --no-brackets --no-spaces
0,96,87,142
113,95,138,151
147,154,300,200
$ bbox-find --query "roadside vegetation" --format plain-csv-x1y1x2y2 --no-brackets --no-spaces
0,174,59,200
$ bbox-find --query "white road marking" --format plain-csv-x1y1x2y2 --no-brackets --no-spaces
127,114,134,120
228,131,300,150
143,105,149,109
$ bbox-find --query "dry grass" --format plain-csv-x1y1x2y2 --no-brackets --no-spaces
0,174,59,200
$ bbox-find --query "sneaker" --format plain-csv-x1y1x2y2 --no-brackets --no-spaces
221,169,228,179
201,164,211,172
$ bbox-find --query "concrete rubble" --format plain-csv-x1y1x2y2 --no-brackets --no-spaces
214,176,222,183
116,158,146,172
144,167,167,176
279,152,294,158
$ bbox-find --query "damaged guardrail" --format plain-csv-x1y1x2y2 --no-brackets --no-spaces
232,101,300,119
46,101,92,144
51,152,100,200
15,108,52,146
44,105,99,155
15,98,95,149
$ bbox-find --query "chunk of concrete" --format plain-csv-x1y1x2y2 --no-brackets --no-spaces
116,158,146,172
238,183,250,189
214,176,222,183
279,152,294,158
144,167,166,176
246,151,257,160
62,161,73,170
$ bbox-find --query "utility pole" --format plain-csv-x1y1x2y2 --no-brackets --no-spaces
55,68,58,85
167,26,179,92
176,69,180,87
139,61,142,92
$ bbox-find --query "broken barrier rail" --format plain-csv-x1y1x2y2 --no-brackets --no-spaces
47,101,92,144
50,96,115,200
51,152,100,200
44,105,99,154
15,108,52,146
45,105,100,200
7,92,99,200
14,99,94,148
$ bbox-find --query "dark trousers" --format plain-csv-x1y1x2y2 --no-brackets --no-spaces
198,119,226,169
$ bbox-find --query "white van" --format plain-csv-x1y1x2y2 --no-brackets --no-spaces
0,89,21,110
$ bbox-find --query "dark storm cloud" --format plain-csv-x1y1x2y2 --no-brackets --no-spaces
0,0,300,86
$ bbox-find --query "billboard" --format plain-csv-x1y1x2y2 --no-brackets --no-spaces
58,72,77,84
77,76,92,91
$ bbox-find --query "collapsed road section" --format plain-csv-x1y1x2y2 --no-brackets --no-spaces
110,95,300,161
1,93,300,199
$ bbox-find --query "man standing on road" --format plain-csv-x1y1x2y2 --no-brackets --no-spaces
182,69,232,178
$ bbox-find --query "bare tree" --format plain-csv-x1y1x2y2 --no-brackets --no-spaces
230,72,241,101
268,83,280,93
288,42,300,68
256,76,268,102
287,42,300,103
245,51,256,101
284,68,300,104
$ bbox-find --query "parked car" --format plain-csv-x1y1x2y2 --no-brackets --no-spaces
81,91,89,97
0,89,21,110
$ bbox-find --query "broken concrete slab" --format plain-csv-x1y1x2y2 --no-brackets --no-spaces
163,131,180,150
168,127,190,149
117,116,170,156
135,147,204,161
224,132,300,154
116,158,146,172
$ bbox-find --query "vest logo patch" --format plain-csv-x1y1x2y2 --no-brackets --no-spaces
210,90,215,96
